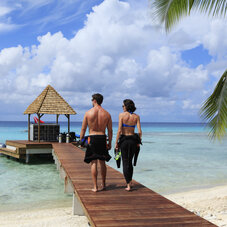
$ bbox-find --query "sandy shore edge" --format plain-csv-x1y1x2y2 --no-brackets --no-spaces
165,184,227,226
0,206,89,227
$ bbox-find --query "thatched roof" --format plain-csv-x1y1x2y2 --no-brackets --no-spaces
24,85,76,115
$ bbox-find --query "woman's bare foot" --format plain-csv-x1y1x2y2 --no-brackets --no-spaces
100,184,106,191
92,188,98,192
125,184,131,191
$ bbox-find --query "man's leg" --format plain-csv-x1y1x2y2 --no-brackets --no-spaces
91,160,98,192
99,160,106,190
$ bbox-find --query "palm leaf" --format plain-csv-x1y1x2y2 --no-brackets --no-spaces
200,70,227,140
152,0,227,32
193,0,227,17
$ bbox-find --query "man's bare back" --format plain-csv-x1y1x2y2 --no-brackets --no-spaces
80,105,112,143
86,106,111,135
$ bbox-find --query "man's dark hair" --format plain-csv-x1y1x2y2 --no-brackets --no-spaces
123,99,136,113
92,93,103,105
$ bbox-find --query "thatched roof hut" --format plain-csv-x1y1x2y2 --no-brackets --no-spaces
24,85,76,142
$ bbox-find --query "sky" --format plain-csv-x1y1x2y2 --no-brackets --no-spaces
0,0,226,122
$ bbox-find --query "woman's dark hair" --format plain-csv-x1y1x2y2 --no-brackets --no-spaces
123,99,136,113
92,93,103,105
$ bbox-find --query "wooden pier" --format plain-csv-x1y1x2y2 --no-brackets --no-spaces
0,140,53,163
0,140,216,227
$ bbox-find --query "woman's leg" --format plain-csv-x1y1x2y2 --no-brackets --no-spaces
121,140,135,190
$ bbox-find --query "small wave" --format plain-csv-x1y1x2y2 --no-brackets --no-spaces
168,143,182,145
0,195,11,200
0,171,6,175
138,168,153,172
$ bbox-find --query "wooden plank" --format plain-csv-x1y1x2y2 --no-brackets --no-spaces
0,147,17,154
0,148,20,158
6,140,27,148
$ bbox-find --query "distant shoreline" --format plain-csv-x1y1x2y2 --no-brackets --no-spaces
0,120,206,124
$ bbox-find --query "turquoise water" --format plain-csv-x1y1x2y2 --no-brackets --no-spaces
1,121,227,211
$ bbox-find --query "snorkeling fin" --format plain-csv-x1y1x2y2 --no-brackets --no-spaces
114,149,121,168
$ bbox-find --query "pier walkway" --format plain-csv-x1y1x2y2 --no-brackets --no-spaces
0,141,216,226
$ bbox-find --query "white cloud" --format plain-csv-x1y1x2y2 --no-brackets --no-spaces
0,46,24,75
174,65,208,92
207,59,227,78
168,12,227,59
0,22,17,32
0,3,20,32
203,19,227,57
0,0,226,122
183,99,201,110
0,6,12,17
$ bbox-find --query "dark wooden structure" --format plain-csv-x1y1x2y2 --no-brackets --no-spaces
0,140,53,163
24,85,76,142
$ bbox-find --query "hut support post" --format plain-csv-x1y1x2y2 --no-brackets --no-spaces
37,114,44,142
38,114,40,143
68,114,70,134
56,114,59,124
28,114,30,141
65,114,70,134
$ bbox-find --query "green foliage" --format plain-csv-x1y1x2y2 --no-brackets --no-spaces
200,70,227,140
152,0,227,32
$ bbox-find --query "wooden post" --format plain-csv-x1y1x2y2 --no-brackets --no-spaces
68,114,70,134
38,114,40,142
65,114,70,134
73,193,84,216
28,114,30,141
56,114,59,124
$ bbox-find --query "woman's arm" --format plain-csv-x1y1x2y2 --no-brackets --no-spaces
137,115,142,139
115,114,123,149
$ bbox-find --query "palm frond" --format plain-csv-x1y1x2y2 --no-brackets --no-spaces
192,0,227,17
152,0,227,32
200,70,227,140
152,0,192,32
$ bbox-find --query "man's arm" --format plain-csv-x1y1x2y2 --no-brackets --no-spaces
107,114,113,150
80,113,88,141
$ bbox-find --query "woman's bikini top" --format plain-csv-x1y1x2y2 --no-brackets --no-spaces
122,123,136,128
122,111,136,128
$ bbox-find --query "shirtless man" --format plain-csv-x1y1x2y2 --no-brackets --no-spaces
80,93,112,192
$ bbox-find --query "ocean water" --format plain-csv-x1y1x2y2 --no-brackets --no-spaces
1,121,227,211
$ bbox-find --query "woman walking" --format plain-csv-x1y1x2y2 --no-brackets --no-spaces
115,99,142,191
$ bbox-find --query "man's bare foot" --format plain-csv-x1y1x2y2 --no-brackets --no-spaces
92,188,98,192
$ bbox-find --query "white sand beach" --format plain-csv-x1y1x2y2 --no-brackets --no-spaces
0,207,89,227
1,185,227,227
165,184,227,227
